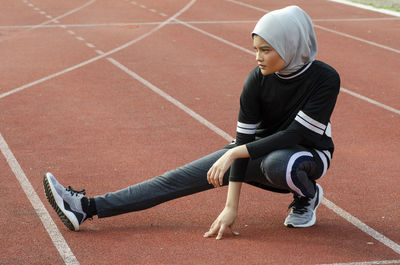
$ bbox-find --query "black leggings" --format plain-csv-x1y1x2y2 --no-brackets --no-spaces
94,144,330,218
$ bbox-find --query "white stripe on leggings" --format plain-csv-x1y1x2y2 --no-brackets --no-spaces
314,149,330,178
286,151,313,197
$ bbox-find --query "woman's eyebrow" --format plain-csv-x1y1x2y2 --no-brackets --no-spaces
254,45,272,49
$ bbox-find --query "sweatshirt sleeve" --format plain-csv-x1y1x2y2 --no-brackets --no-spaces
229,69,261,182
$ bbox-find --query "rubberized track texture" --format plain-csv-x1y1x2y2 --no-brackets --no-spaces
0,0,399,264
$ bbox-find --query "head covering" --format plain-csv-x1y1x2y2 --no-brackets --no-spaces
252,6,317,75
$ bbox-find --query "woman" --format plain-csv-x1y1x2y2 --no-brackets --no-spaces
44,5,340,240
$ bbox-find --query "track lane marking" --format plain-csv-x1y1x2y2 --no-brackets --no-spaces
0,133,80,265
0,0,96,43
323,198,400,255
225,0,400,54
23,1,101,57
329,0,400,17
313,24,400,54
107,58,234,142
0,0,196,101
1,16,399,30
340,87,400,115
317,259,400,265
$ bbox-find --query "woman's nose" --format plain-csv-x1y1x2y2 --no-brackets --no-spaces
256,51,262,62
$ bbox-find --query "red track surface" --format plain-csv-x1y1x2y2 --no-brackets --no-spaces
1,0,399,264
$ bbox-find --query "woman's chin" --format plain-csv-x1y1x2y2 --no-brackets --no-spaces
260,69,272,76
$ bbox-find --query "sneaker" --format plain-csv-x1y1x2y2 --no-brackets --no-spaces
43,172,87,231
284,183,323,228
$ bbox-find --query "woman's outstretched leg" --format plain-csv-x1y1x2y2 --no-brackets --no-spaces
43,148,230,231
94,148,230,218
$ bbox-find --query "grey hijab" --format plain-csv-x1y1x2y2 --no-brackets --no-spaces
252,6,317,75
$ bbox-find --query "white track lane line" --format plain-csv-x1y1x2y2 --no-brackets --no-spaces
106,57,400,256
328,0,400,17
1,16,399,30
173,18,400,115
225,0,400,54
313,24,400,54
225,0,269,12
0,0,96,43
0,0,196,101
341,87,400,115
323,198,400,255
317,259,400,265
0,133,80,265
107,58,234,142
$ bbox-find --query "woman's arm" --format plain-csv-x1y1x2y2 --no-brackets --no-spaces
204,145,249,240
204,181,242,239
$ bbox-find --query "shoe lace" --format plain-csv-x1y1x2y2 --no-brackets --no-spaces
66,186,86,196
288,196,310,214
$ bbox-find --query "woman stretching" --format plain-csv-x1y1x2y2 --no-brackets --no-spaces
44,5,340,240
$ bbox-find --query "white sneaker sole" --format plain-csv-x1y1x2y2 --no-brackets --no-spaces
43,173,80,231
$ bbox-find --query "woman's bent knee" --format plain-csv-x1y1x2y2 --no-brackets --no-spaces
260,150,291,190
260,148,320,197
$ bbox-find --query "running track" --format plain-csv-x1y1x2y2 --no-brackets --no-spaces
1,0,399,264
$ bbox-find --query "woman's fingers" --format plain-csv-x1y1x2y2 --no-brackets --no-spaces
207,168,214,187
216,224,227,240
204,213,239,240
218,172,224,186
204,224,239,240
203,230,214,238
217,224,240,240
203,220,218,237
207,167,222,188
207,167,213,184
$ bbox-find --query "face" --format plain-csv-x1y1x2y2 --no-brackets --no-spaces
253,35,285,76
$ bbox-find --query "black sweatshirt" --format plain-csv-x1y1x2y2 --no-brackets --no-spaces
229,60,340,182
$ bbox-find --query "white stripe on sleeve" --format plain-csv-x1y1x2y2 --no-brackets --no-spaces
298,111,326,130
295,116,324,135
236,121,260,135
295,111,328,135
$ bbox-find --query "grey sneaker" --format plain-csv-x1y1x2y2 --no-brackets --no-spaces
43,172,87,231
284,183,323,228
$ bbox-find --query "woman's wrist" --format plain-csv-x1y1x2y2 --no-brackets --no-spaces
225,181,242,210
230,145,250,160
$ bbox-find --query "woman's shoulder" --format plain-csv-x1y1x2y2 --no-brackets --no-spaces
246,66,263,80
243,66,264,87
309,61,341,94
311,60,340,79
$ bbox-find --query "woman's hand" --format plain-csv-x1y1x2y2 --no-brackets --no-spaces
207,150,234,188
207,145,249,188
203,206,239,240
